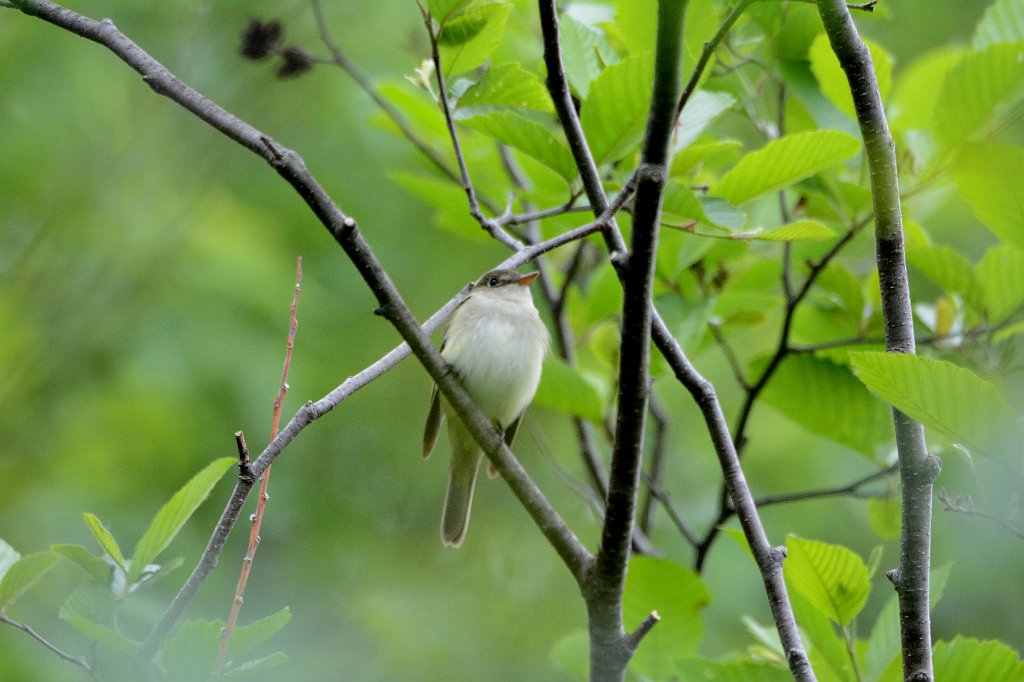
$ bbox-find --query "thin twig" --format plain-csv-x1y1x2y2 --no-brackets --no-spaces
418,3,521,250
753,464,897,507
0,612,98,679
937,489,1024,541
640,473,700,547
709,321,750,390
214,257,302,674
638,394,670,536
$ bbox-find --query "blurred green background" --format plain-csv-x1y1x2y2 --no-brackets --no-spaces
0,0,1018,680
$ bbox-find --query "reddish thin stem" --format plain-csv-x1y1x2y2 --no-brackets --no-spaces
215,256,303,673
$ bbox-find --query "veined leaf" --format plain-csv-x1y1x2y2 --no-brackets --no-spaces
716,131,860,205
228,607,292,660
907,244,984,311
82,513,126,571
850,352,1021,462
973,0,1024,49
160,618,223,678
428,0,473,26
128,457,233,585
670,139,743,176
456,63,552,112
933,41,1024,149
756,220,836,242
952,142,1024,251
761,354,892,458
977,244,1024,321
809,33,893,120
581,52,655,167
933,637,1024,682
533,355,605,422
439,2,512,80
559,13,617,99
460,111,576,181
0,552,58,608
675,659,791,682
51,544,110,582
623,556,710,679
784,536,870,626
676,90,737,150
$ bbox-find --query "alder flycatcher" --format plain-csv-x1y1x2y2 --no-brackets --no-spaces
422,269,549,547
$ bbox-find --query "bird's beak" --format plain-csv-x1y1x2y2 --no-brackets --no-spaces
516,272,539,286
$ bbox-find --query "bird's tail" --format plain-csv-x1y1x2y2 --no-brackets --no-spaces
441,434,482,548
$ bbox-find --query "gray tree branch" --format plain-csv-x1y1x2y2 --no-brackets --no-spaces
815,2,939,681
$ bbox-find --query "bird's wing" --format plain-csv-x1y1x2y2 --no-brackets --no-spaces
422,383,443,459
486,412,524,479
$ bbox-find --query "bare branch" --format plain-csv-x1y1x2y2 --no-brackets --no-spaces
0,613,98,679
938,489,1024,541
754,464,897,507
677,0,756,120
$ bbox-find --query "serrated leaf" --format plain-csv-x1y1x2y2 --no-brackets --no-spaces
227,607,292,660
581,52,655,166
790,589,854,680
0,539,18,579
0,552,58,608
907,244,985,312
933,637,1024,682
785,536,870,625
675,659,791,682
63,617,138,653
809,33,893,120
973,0,1024,49
671,139,743,176
460,111,576,181
756,220,836,242
676,90,736,149
224,652,289,678
934,42,1024,149
160,618,222,678
60,581,116,622
623,556,711,679
456,63,552,112
716,131,860,205
50,544,110,582
952,142,1024,251
439,2,512,80
129,457,233,585
559,14,618,99
533,355,605,422
82,513,126,571
977,244,1024,321
762,354,892,458
850,352,1021,461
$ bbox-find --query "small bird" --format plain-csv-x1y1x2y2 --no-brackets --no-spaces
422,269,549,547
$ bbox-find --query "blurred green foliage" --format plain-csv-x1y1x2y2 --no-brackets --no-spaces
1,0,1022,680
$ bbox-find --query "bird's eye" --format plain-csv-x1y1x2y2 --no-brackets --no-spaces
488,277,499,287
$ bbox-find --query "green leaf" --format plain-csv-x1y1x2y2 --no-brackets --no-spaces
762,355,892,458
933,42,1024,149
952,142,1024,251
784,536,870,625
456,63,552,112
907,244,985,312
0,552,58,608
559,14,618,99
863,594,900,682
716,131,860,205
428,0,473,26
850,352,1021,462
60,582,134,652
460,111,576,181
439,2,512,80
977,244,1024,321
623,556,711,679
614,0,656,56
677,90,736,149
890,48,965,131
675,659,791,682
224,652,289,677
62,617,138,653
809,33,893,120
756,220,836,242
671,139,743,176
128,457,234,585
533,355,605,422
51,544,110,582
581,52,655,166
390,172,485,242
973,0,1024,49
82,513,126,571
867,496,901,540
550,628,588,681
227,607,292,660
160,618,222,678
0,539,18,579
933,637,1024,682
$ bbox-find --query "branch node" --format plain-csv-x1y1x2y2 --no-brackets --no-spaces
770,545,788,565
886,567,900,586
627,610,661,649
924,452,942,482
